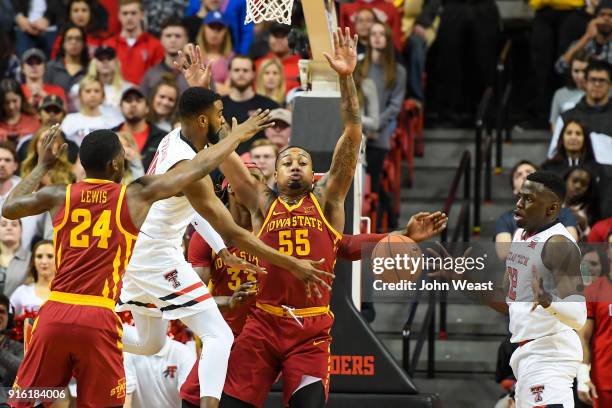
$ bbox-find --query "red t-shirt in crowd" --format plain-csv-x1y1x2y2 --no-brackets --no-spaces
585,276,612,391
21,84,66,107
103,33,164,85
340,0,403,50
588,218,612,243
0,114,41,142
256,52,301,92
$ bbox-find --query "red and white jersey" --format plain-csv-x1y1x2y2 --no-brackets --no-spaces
506,223,581,343
128,129,197,270
585,277,612,391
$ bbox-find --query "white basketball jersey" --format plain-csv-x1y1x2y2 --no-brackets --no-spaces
506,223,579,343
128,129,197,269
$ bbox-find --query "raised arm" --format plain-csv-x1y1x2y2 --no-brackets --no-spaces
127,111,272,227
317,28,362,205
2,125,67,219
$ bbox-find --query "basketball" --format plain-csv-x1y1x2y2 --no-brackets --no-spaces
371,235,423,284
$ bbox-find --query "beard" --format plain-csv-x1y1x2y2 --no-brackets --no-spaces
208,125,222,144
125,115,144,125
230,79,252,92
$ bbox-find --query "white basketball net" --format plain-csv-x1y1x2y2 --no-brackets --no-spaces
245,0,294,25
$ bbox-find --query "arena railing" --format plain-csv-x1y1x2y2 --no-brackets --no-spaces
402,150,471,378
473,87,493,235
496,39,513,173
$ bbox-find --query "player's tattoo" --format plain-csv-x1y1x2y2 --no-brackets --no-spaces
339,74,361,126
10,165,48,198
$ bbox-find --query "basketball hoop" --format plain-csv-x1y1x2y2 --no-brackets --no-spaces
245,0,294,25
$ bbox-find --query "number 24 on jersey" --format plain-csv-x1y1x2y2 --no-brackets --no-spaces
69,209,113,249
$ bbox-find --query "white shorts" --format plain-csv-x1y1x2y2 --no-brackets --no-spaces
510,330,582,408
117,260,215,320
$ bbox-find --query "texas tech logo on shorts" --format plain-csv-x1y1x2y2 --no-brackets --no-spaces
530,384,545,402
164,270,181,289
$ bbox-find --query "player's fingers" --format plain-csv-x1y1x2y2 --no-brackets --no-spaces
425,248,441,259
58,143,68,157
305,281,312,298
259,121,275,130
434,241,451,258
231,117,238,129
195,44,202,66
590,383,598,399
412,212,429,220
313,284,323,299
352,34,358,50
322,52,333,65
344,27,350,47
332,30,340,50
311,275,332,291
462,247,472,258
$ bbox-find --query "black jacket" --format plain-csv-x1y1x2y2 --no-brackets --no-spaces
113,121,167,172
12,0,64,27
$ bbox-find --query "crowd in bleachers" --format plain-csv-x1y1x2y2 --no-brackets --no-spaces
0,0,611,406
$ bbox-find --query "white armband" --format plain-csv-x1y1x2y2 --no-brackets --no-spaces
191,213,226,253
576,363,591,392
543,294,587,330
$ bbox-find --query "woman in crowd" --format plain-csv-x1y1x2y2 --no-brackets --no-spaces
494,160,579,260
68,46,132,114
581,245,609,286
60,76,122,145
117,131,145,184
256,58,286,106
549,51,588,131
20,48,66,108
196,12,234,95
50,0,107,59
146,75,179,133
20,126,75,186
564,166,601,241
44,24,89,96
541,120,595,176
0,78,40,143
12,0,62,57
9,240,55,316
356,21,406,226
0,218,30,297
355,74,380,141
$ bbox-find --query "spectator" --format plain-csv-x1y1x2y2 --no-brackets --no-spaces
588,216,612,242
113,87,166,170
9,240,55,316
255,24,301,92
255,58,286,106
581,244,609,284
183,0,222,41
0,31,20,81
0,143,20,210
222,56,279,154
196,11,234,95
0,0,16,38
12,0,63,57
541,120,596,175
577,231,612,408
0,218,30,297
116,131,145,184
494,160,579,260
50,0,109,59
141,18,189,98
0,78,41,144
146,75,179,132
401,0,441,104
528,0,590,122
104,0,164,85
549,60,612,163
44,24,90,96
221,0,254,55
18,96,79,164
249,139,277,188
20,126,76,186
356,74,381,141
68,45,133,114
124,336,196,408
20,48,67,109
340,0,403,51
264,108,291,151
559,0,612,73
354,8,378,59
0,293,24,403
357,22,406,212
61,76,123,146
563,165,600,240
98,0,121,37
431,0,499,125
142,0,189,37
550,50,589,130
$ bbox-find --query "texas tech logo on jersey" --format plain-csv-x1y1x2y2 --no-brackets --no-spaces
164,270,181,289
163,365,177,379
530,384,545,402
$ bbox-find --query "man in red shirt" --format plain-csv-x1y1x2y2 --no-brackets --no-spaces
103,0,164,85
112,87,166,170
340,0,403,50
255,24,301,92
577,229,612,407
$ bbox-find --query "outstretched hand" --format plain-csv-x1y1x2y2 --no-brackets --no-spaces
323,27,358,76
37,124,67,170
219,248,267,277
173,44,213,89
229,109,275,143
228,281,258,310
290,258,335,298
427,243,472,281
401,211,448,242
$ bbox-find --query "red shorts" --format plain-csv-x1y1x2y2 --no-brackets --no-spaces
180,360,200,406
10,301,125,408
594,390,612,408
223,307,333,407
